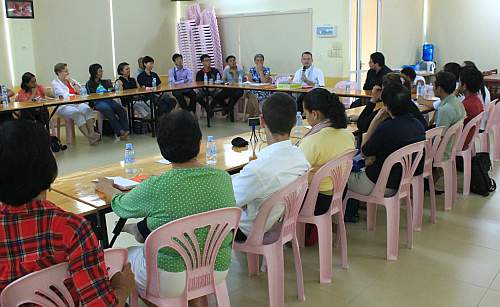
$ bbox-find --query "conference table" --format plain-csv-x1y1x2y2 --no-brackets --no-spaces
0,81,372,134
484,74,500,100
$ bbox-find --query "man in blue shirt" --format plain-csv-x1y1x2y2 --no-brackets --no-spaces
168,54,197,113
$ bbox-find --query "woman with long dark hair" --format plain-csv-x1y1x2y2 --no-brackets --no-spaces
15,72,52,125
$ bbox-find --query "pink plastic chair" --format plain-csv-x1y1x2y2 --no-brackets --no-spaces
233,174,309,307
456,112,484,195
343,141,425,261
50,117,76,145
138,207,241,307
411,127,445,231
477,100,498,154
296,150,356,283
335,80,358,107
0,248,131,307
433,120,464,210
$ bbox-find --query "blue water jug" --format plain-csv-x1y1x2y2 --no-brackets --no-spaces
422,44,434,62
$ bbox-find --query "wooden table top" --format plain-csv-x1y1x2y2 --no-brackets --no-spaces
484,74,500,84
0,82,372,114
46,190,97,216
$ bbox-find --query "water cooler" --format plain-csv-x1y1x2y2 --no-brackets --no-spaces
421,43,436,73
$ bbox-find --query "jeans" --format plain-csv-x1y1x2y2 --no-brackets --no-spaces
94,100,129,136
173,89,197,112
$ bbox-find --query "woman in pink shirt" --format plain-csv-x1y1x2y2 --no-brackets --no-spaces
15,72,52,125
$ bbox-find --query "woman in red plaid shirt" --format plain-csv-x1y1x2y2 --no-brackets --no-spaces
0,120,135,306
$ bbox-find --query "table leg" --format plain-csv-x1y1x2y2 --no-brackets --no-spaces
205,91,211,128
150,95,156,138
86,210,110,248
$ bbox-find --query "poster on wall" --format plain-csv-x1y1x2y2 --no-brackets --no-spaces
5,0,34,19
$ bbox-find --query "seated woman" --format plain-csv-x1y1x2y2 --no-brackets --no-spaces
246,53,273,115
117,62,151,119
96,110,236,301
298,88,355,215
51,63,100,145
86,63,129,140
0,120,134,305
15,72,52,125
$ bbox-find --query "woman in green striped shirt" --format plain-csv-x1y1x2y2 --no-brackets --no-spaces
96,110,236,300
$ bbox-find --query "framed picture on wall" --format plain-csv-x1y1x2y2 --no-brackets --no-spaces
5,0,34,19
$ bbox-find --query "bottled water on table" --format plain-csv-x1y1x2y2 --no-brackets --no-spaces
124,143,137,175
416,83,424,99
216,73,221,83
114,81,122,93
206,136,217,166
80,86,88,97
1,85,9,107
152,77,157,88
238,74,243,85
294,111,303,138
204,73,208,85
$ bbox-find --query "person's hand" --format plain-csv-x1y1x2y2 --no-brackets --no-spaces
110,263,135,300
95,177,115,193
371,85,382,101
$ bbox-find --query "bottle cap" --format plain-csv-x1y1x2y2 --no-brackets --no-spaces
125,143,133,150
297,111,302,116
207,136,214,142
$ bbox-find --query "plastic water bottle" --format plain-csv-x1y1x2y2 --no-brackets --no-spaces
238,73,243,85
124,143,136,175
294,111,303,138
1,85,9,107
416,83,424,99
80,86,88,97
216,73,221,83
206,136,217,166
204,73,208,85
114,81,122,93
152,77,157,89
345,81,351,93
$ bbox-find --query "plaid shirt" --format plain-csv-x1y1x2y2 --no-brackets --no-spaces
0,199,118,306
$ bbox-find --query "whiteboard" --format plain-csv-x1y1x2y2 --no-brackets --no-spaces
217,9,313,76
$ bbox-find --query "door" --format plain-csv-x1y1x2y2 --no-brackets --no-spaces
350,0,381,87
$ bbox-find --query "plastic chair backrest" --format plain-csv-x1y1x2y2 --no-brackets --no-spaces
144,208,241,300
493,99,500,128
456,111,484,151
434,120,464,163
0,262,75,307
424,127,445,172
301,150,356,217
104,248,128,278
370,141,425,199
483,99,498,133
335,81,359,107
245,174,309,246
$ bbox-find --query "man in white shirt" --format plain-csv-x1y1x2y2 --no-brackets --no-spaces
232,93,310,241
292,52,325,112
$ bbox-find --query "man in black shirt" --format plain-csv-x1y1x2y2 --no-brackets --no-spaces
195,54,222,118
137,56,176,118
363,52,392,91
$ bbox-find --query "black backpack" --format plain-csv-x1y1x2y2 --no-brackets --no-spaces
50,136,67,153
470,153,496,196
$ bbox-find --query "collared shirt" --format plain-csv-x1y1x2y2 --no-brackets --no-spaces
363,65,392,90
168,66,193,84
232,140,310,235
118,76,138,90
223,67,244,83
0,199,118,305
292,65,325,87
435,94,466,160
137,71,162,88
195,67,221,82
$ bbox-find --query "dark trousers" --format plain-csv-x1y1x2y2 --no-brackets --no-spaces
214,88,244,121
173,89,197,113
94,100,129,136
20,107,49,126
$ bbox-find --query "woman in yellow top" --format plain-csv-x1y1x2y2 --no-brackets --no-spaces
299,88,355,215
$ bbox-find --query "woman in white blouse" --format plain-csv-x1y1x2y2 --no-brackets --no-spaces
51,63,100,145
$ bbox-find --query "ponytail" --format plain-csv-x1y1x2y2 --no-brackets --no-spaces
303,88,348,129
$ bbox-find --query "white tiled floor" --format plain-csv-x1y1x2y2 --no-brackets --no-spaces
56,118,500,306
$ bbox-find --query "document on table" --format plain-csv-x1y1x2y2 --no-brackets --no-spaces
243,81,271,87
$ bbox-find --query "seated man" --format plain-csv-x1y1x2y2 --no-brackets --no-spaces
292,51,325,112
0,120,134,305
195,54,222,117
363,52,392,91
458,66,484,149
401,66,425,89
218,55,245,122
232,93,310,240
137,55,177,117
168,53,197,113
346,83,426,220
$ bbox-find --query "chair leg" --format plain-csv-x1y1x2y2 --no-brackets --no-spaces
214,281,231,307
385,199,401,261
442,164,453,211
264,247,285,307
316,218,332,284
494,127,500,161
296,222,306,248
337,210,349,269
428,174,437,224
405,196,413,249
462,151,472,196
246,253,260,277
412,177,424,232
367,203,377,231
452,159,458,205
291,237,305,301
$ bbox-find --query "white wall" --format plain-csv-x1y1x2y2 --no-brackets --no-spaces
379,0,424,69
427,0,500,71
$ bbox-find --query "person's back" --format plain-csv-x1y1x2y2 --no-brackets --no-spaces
459,66,485,148
232,93,309,237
